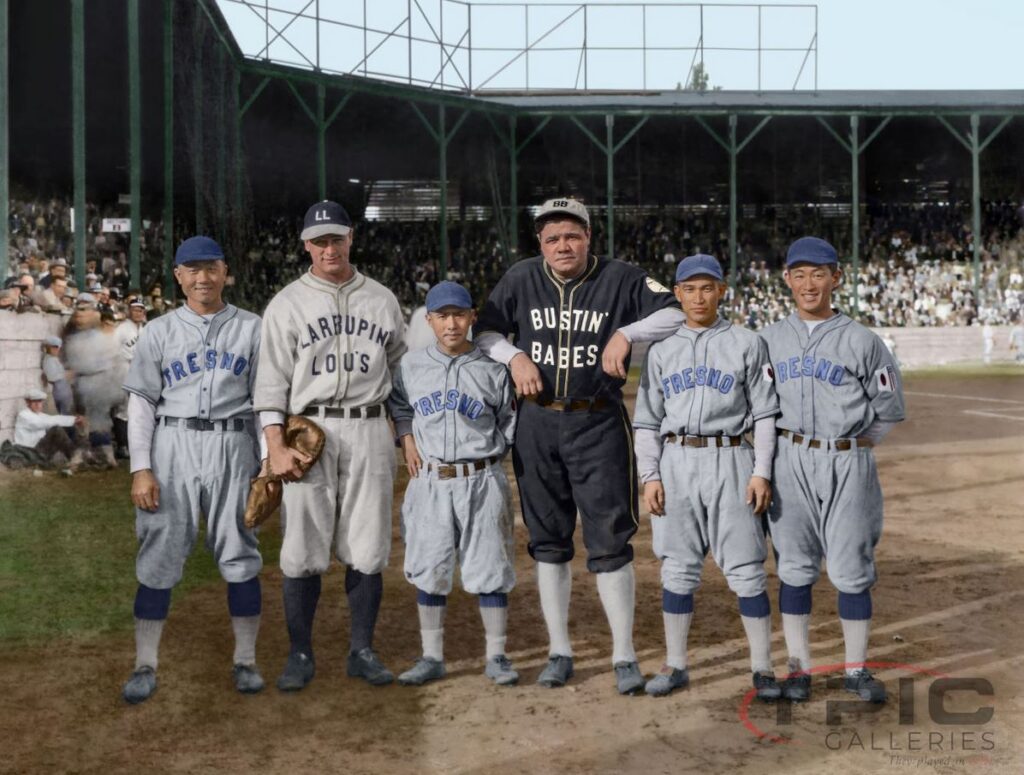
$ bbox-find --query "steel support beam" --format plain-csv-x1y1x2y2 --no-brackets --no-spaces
193,19,205,234
71,0,86,288
317,84,326,199
0,0,7,272
509,115,517,257
215,44,227,238
163,0,174,296
128,0,141,285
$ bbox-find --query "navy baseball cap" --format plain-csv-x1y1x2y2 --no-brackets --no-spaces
425,281,473,312
175,236,224,265
786,236,838,267
301,200,352,240
675,253,724,283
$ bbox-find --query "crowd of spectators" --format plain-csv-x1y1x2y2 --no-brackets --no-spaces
6,195,1023,330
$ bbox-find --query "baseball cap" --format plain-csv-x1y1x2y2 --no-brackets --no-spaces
129,298,146,309
44,335,63,347
89,282,103,292
76,292,97,307
425,281,473,312
175,236,225,265
786,236,838,267
25,388,47,401
675,253,724,283
301,200,352,241
534,198,590,228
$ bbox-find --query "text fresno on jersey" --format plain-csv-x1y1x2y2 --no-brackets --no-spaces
528,305,609,368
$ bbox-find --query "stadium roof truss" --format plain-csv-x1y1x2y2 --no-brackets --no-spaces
7,0,1022,302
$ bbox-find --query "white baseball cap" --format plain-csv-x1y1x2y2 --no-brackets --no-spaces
534,197,590,228
25,388,47,401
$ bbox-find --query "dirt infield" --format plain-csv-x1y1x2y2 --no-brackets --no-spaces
1,372,1022,775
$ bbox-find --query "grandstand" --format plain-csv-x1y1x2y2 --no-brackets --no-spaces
4,0,1023,325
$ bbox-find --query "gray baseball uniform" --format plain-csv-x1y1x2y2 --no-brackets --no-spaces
760,312,905,593
124,303,263,588
43,353,74,416
390,344,517,596
633,317,778,596
254,268,406,577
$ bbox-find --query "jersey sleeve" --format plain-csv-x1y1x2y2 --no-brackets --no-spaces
387,358,415,436
632,346,665,432
253,298,298,413
122,324,163,405
629,267,678,321
861,333,906,423
386,298,408,374
476,272,518,341
493,367,518,450
246,315,262,402
745,334,780,421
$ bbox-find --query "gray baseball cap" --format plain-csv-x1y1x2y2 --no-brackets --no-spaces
534,197,590,228
25,388,47,401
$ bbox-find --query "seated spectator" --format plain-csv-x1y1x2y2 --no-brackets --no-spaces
12,388,85,473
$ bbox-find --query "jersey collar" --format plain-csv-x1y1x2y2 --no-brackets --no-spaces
675,314,730,340
301,265,365,294
542,254,598,289
427,343,483,366
785,310,847,347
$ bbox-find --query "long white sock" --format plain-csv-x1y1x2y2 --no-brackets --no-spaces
231,615,260,666
595,563,637,664
536,561,573,657
479,604,508,659
135,618,166,670
841,617,871,675
664,612,692,670
418,603,446,661
741,615,773,674
782,613,811,674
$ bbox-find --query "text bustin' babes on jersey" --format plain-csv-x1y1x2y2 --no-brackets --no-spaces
476,255,677,400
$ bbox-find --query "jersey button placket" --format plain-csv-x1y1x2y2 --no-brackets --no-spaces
444,361,456,462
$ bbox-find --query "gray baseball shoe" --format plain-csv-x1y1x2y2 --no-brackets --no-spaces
122,666,158,705
484,655,519,686
347,647,395,686
614,661,645,695
645,666,689,697
536,655,574,688
844,669,886,703
753,671,782,701
276,652,315,692
398,657,446,686
233,663,265,694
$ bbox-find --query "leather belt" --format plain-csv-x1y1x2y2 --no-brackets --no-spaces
530,396,610,412
162,417,249,432
427,456,500,480
664,433,744,448
779,429,873,451
302,404,384,419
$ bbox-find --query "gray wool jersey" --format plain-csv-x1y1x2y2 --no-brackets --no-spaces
633,317,778,437
390,345,516,463
759,312,905,438
123,303,261,420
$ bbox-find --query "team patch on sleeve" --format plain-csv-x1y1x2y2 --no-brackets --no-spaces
762,363,775,383
645,277,671,294
875,365,897,392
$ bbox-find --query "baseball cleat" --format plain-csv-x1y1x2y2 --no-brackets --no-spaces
614,661,645,695
752,671,783,701
781,672,812,702
844,669,887,703
276,652,315,692
233,663,265,694
536,655,574,688
484,655,519,686
644,666,689,697
347,647,395,686
122,666,158,705
398,657,446,686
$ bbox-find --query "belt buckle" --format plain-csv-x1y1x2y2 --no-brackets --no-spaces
437,465,456,480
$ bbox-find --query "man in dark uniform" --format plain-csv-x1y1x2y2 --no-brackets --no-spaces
475,198,683,694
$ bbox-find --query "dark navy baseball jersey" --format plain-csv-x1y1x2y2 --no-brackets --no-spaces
476,255,677,401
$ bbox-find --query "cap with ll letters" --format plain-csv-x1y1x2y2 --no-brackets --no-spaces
786,236,838,267
675,253,724,283
302,200,352,241
534,198,590,228
425,281,473,312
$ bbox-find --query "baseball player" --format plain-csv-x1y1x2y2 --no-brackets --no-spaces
633,254,781,700
41,335,74,417
113,298,148,458
1010,322,1024,364
389,281,518,687
475,197,683,694
761,236,905,703
121,236,265,704
254,200,407,692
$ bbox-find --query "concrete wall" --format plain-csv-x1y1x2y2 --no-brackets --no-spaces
0,313,64,445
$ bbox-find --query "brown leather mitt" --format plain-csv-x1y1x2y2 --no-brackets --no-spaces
244,414,326,529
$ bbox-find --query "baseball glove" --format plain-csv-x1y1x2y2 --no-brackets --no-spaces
244,414,326,529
